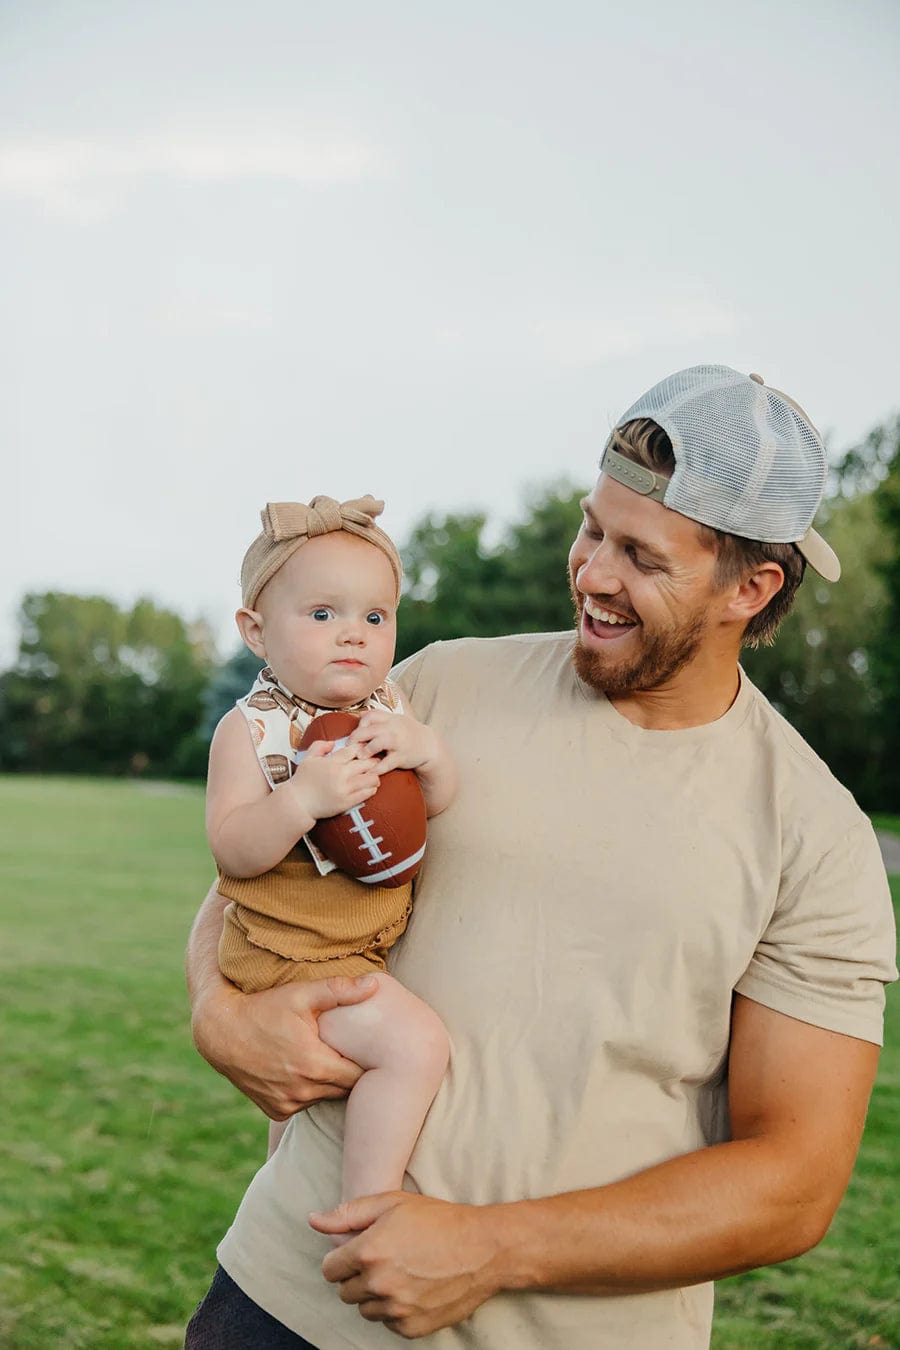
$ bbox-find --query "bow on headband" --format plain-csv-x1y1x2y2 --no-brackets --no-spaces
262,495,385,543
240,494,403,609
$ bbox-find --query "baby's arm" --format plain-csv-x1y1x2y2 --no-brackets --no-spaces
206,708,382,877
348,710,457,817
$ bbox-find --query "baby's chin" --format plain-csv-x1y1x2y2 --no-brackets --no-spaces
312,673,382,708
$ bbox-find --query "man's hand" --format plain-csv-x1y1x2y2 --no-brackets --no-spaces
188,888,381,1118
192,968,378,1119
310,1193,505,1338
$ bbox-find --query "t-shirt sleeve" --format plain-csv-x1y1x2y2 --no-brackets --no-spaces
735,819,898,1045
390,644,432,710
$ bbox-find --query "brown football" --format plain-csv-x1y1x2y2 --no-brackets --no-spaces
299,711,427,889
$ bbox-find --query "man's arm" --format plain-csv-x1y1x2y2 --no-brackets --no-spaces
312,996,879,1338
187,885,378,1118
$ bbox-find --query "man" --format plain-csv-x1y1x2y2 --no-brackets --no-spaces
186,365,897,1349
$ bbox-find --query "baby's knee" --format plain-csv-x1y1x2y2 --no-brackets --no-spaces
401,1000,450,1082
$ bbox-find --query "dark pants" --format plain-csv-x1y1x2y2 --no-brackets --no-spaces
185,1266,320,1349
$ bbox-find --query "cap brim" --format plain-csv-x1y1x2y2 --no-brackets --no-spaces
797,527,841,582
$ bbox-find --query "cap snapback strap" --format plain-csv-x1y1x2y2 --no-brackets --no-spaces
601,446,669,505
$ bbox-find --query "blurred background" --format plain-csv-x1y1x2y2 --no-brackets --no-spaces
1,3,898,1346
2,0,900,806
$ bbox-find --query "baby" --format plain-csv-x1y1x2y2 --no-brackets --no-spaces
206,495,454,1211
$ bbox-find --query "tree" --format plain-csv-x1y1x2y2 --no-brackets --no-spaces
0,593,215,777
396,483,585,660
202,644,263,738
742,487,889,807
863,417,900,808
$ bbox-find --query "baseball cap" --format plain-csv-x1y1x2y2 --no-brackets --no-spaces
602,364,841,581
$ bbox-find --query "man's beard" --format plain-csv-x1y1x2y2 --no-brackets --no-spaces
569,577,709,697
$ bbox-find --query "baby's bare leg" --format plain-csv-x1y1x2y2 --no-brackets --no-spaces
317,973,449,1204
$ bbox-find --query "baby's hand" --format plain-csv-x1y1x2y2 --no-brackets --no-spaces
347,711,441,777
291,741,381,821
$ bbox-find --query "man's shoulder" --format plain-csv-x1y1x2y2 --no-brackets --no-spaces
394,630,572,676
742,674,867,830
392,631,574,704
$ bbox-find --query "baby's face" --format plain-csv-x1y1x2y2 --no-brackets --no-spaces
255,532,398,707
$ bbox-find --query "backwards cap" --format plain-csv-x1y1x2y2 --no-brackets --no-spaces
603,365,840,581
241,495,403,608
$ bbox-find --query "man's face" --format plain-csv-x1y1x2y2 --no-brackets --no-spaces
568,474,726,697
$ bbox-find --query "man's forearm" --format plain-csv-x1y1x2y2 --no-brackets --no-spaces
486,1136,833,1298
186,885,232,1010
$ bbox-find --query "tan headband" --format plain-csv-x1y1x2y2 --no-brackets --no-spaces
240,495,403,608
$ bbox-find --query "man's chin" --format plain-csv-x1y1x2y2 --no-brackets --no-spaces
572,614,707,696
572,639,638,696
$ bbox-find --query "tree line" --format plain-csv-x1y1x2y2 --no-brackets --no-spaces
2,415,898,808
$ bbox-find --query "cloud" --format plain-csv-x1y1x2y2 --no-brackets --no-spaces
0,133,390,219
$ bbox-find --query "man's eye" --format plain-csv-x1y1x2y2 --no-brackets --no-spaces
366,612,384,626
311,608,332,621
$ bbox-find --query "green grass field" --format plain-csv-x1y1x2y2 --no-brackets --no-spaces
0,775,897,1348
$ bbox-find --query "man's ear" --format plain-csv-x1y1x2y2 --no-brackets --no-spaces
724,562,785,626
235,607,266,659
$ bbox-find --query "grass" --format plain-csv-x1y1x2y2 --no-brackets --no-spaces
0,775,897,1348
870,814,900,837
0,776,263,1348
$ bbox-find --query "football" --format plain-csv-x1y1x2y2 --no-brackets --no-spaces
298,710,427,889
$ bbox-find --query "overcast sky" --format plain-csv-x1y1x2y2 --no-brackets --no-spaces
3,0,899,663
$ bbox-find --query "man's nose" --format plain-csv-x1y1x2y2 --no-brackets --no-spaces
576,542,624,597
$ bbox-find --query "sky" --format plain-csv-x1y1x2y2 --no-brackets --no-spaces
3,0,899,664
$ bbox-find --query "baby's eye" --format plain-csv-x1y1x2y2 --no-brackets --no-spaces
311,608,333,622
366,612,384,626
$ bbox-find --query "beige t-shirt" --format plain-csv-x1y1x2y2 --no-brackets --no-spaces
217,632,897,1350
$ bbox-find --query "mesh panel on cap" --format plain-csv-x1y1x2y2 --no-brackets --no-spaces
616,365,827,544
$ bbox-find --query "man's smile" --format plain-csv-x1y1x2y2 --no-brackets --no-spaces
581,595,640,641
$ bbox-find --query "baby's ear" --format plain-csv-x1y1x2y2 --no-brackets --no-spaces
235,607,266,658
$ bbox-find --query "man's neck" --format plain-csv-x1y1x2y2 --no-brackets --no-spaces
606,653,742,730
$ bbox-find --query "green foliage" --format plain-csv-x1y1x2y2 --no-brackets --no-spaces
742,487,889,807
0,593,215,778
3,419,900,808
743,416,900,810
201,644,263,739
866,417,900,807
396,482,584,660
